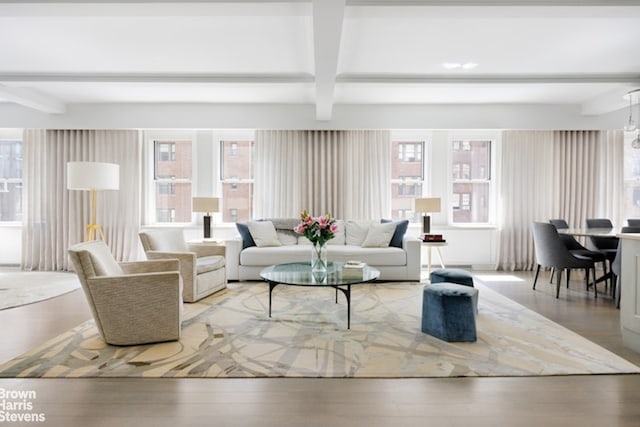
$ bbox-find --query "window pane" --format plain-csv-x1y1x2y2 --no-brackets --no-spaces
154,141,191,179
153,140,192,223
451,139,491,224
0,140,23,222
391,141,425,221
221,141,253,223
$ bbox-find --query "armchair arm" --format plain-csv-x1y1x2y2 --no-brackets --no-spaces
120,259,180,274
186,243,226,258
85,271,183,345
144,250,197,291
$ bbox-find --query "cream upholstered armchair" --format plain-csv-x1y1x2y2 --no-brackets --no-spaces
139,229,226,302
68,240,183,346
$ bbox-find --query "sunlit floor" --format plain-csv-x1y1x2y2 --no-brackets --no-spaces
1,269,639,427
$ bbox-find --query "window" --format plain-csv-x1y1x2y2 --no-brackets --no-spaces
152,140,192,223
0,140,23,222
220,141,254,223
450,139,492,224
391,140,425,221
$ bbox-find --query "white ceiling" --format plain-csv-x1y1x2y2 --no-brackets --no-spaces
1,0,639,122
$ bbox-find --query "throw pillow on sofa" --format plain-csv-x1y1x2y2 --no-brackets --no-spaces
345,220,376,246
235,223,256,249
247,221,281,247
361,221,397,248
381,219,409,248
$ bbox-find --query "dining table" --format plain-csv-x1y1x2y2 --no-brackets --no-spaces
556,227,620,290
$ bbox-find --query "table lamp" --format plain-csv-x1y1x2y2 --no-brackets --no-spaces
414,197,441,234
67,161,120,241
193,197,220,239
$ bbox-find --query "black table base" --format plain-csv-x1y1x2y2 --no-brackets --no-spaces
268,281,353,329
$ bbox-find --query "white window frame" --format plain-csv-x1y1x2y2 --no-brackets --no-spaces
214,130,255,225
0,131,24,224
447,131,500,227
391,130,432,222
143,130,197,226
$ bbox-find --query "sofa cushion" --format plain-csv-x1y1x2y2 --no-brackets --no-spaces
345,220,376,246
362,222,396,247
277,230,298,245
328,246,407,266
196,255,225,274
239,244,407,267
248,221,281,247
241,245,310,266
236,223,256,249
381,219,410,248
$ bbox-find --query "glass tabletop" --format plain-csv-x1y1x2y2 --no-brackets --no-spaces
260,262,380,286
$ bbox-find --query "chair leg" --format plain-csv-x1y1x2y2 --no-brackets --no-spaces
591,267,598,299
616,274,621,309
566,269,571,288
556,269,563,298
533,265,541,290
549,267,555,284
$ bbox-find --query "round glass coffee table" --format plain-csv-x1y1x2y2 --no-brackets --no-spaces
260,262,380,329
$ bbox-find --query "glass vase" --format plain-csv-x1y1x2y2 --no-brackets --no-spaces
311,242,328,282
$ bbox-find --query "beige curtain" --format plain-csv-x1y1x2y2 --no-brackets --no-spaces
22,129,141,270
497,130,624,271
254,130,391,219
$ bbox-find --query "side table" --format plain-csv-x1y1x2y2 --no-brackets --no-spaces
421,240,447,277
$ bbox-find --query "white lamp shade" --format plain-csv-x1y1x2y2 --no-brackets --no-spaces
414,197,441,213
67,162,120,191
192,197,220,213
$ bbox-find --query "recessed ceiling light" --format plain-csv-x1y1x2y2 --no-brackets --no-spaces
442,62,478,70
442,62,461,70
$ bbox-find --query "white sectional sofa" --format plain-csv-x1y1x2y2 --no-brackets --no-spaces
225,218,421,281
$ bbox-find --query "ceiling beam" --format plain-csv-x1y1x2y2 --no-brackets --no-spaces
0,84,66,114
312,0,345,121
0,73,315,84
337,73,640,85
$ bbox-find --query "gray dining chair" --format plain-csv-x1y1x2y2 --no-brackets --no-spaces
549,219,607,282
532,222,597,299
628,219,640,227
611,226,640,309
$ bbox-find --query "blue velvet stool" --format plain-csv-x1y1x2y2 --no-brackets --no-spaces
421,283,478,342
430,268,477,313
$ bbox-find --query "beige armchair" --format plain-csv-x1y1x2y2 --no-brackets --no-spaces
139,229,226,302
68,240,183,346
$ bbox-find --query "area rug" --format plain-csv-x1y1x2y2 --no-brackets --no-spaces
0,270,80,310
0,281,638,378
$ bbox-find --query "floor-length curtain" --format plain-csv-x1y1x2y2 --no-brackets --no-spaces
497,130,624,271
22,129,141,270
340,130,391,219
254,130,391,219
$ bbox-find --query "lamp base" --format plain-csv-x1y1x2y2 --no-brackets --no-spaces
203,215,211,239
422,215,431,235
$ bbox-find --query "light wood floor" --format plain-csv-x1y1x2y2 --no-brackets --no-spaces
1,270,640,427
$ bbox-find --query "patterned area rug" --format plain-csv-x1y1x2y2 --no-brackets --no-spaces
0,271,80,310
0,281,638,378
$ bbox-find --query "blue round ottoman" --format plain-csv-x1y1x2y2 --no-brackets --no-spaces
421,283,477,342
430,268,474,286
430,268,477,313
